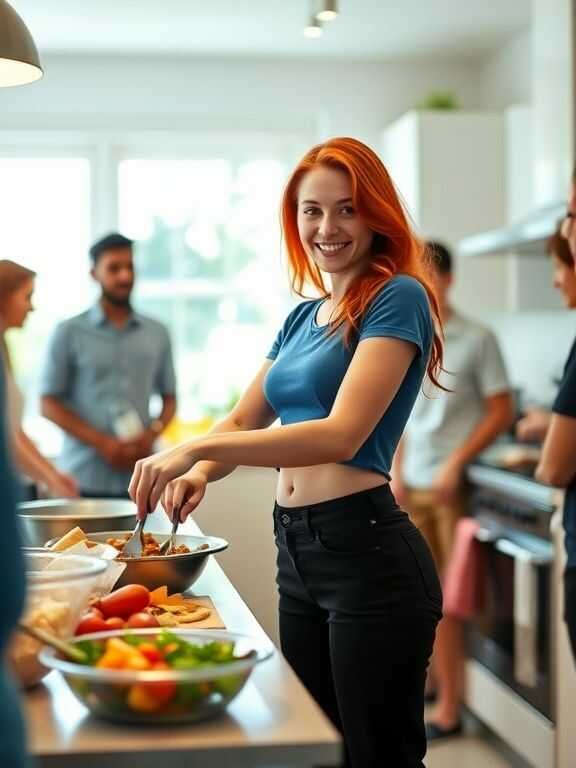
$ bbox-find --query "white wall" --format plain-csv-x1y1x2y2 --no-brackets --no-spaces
478,30,531,108
0,54,481,148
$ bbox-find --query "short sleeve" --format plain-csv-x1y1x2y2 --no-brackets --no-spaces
553,341,576,418
359,276,432,356
39,323,72,397
475,329,510,396
266,325,284,361
154,326,177,395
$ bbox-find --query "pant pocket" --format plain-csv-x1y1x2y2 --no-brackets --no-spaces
401,528,443,607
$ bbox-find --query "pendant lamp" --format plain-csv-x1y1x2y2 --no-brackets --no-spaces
0,0,42,87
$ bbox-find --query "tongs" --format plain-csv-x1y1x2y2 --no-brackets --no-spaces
122,505,149,557
159,506,181,555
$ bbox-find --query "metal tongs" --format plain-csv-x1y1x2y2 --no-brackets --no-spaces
122,504,149,557
159,506,181,556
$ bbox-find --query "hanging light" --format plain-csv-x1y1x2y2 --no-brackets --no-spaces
316,1,338,22
0,0,43,87
303,15,323,39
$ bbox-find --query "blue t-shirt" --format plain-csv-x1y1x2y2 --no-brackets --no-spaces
263,275,433,478
552,336,576,568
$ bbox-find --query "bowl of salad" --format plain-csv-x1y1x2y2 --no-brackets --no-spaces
39,628,273,724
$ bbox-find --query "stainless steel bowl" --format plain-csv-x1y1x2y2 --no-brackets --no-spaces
45,530,229,593
18,499,136,547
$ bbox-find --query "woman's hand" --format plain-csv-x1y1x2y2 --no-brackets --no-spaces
161,468,208,522
128,443,197,519
47,470,79,499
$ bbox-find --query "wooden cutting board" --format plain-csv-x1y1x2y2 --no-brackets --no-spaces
175,595,226,629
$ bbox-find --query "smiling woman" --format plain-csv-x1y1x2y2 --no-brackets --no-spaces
128,137,445,768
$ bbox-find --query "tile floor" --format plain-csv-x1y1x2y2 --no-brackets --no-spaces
426,735,518,767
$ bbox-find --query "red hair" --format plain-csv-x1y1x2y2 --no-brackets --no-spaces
281,137,444,388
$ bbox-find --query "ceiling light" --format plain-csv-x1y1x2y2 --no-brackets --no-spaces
303,16,323,39
316,1,338,22
0,0,43,87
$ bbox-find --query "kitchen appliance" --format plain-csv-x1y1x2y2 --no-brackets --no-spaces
465,462,557,768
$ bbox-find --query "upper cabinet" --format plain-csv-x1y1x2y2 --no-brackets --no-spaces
381,109,563,312
381,109,509,313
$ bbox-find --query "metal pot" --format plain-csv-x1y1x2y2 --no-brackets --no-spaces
18,499,136,548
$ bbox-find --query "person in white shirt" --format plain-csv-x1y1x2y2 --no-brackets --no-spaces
392,241,514,740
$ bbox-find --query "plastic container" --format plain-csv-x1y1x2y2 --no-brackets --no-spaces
9,551,108,687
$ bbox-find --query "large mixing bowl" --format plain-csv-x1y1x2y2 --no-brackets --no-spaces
40,628,273,724
18,499,136,547
46,530,229,593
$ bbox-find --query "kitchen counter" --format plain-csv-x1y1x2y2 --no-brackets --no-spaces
23,520,341,768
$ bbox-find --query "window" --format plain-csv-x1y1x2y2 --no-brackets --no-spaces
118,152,291,419
0,156,92,450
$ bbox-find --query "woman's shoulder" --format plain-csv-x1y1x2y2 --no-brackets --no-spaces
368,274,430,312
281,297,320,328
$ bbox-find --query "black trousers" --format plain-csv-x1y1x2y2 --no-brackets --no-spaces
564,566,576,665
274,484,443,768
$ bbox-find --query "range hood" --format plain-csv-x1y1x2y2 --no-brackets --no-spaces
459,201,566,256
460,0,574,257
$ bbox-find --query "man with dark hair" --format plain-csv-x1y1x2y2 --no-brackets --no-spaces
40,233,176,497
392,240,514,740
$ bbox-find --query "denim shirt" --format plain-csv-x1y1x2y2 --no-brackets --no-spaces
40,303,176,494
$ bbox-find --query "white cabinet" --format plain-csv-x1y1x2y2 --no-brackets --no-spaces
381,110,562,313
381,110,508,313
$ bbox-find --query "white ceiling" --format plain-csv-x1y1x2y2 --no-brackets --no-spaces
14,0,530,61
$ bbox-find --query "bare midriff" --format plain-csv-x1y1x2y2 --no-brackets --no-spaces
276,463,388,507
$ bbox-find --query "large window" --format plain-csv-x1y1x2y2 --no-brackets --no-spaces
0,135,299,448
0,156,92,449
118,152,291,420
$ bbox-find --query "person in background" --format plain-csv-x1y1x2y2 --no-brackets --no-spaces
527,228,576,664
127,137,444,768
0,355,28,768
391,241,514,740
0,260,78,498
40,233,177,498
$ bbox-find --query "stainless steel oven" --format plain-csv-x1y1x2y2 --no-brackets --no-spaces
467,484,554,718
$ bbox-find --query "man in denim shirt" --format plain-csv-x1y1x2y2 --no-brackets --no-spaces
41,233,176,497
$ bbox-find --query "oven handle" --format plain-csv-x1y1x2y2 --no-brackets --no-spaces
494,537,553,566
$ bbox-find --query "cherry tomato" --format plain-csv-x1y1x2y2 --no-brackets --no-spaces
97,585,151,619
125,612,159,629
104,616,125,630
75,611,109,636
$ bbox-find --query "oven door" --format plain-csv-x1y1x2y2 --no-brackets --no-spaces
467,526,554,720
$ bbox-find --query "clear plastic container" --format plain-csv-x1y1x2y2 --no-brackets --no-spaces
9,551,108,688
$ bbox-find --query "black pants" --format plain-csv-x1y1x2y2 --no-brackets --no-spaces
274,484,443,768
564,566,576,665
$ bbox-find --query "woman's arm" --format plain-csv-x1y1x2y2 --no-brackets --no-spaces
12,429,78,497
130,337,417,515
535,412,576,487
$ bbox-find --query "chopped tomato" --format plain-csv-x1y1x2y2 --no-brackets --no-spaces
103,617,125,631
138,642,163,663
95,585,151,619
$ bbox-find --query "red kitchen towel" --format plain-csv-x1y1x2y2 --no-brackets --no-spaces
442,517,487,619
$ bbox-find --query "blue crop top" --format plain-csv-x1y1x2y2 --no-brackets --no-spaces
263,275,433,478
